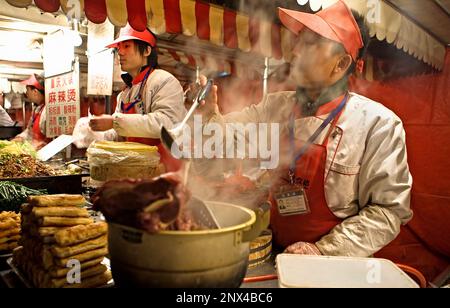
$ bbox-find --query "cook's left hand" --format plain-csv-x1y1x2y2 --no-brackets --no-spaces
284,242,322,255
89,115,113,131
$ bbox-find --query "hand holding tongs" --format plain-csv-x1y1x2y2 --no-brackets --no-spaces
161,78,214,151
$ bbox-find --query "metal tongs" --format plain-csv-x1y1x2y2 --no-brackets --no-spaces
63,159,90,171
160,73,230,229
161,71,230,152
182,161,220,229
161,79,213,151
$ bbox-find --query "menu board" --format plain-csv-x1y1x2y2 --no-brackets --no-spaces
45,63,80,137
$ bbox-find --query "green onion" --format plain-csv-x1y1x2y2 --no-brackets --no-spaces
0,181,47,213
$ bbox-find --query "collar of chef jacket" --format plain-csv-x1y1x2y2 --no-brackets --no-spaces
295,76,348,117
121,66,151,88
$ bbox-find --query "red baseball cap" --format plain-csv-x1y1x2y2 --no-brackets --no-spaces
106,24,157,49
279,0,363,61
21,74,44,91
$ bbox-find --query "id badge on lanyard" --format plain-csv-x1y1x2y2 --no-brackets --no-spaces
275,94,348,217
275,171,310,216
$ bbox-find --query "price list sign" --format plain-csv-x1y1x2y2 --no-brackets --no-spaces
45,64,80,137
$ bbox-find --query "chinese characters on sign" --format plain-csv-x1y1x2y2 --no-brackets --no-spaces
45,64,80,137
87,21,114,95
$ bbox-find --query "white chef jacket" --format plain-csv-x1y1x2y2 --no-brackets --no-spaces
0,105,14,126
110,69,186,139
214,91,413,257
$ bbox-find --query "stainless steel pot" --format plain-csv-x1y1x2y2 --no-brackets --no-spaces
107,201,270,287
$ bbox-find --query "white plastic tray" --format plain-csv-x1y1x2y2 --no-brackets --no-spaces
277,254,419,288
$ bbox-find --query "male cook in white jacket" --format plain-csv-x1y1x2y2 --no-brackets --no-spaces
197,1,417,269
90,24,186,171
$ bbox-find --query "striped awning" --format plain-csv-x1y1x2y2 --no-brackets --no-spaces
5,0,296,63
157,47,261,80
6,0,444,72
145,0,295,61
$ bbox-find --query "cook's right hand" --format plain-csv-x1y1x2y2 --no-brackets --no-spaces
89,115,113,131
197,75,220,120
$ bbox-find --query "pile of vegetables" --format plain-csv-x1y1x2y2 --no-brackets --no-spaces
0,140,37,157
0,181,47,212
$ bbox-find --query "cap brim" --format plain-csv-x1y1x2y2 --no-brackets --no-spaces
20,79,30,86
279,8,340,43
21,75,44,90
106,35,147,48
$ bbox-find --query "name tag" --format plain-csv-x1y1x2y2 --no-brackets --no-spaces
275,185,310,216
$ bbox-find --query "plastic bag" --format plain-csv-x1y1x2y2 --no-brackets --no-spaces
72,117,110,149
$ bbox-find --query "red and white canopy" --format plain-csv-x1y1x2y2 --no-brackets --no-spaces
5,0,296,63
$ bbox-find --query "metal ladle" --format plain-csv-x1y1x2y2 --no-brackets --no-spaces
160,71,230,152
160,72,230,229
182,161,221,229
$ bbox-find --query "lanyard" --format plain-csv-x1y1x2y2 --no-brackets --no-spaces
288,94,348,180
120,68,153,113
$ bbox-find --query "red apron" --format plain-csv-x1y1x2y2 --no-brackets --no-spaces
270,96,446,284
31,105,50,145
120,69,181,172
270,101,344,248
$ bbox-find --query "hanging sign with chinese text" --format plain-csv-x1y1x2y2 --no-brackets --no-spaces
45,62,80,138
43,30,74,78
87,21,114,95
